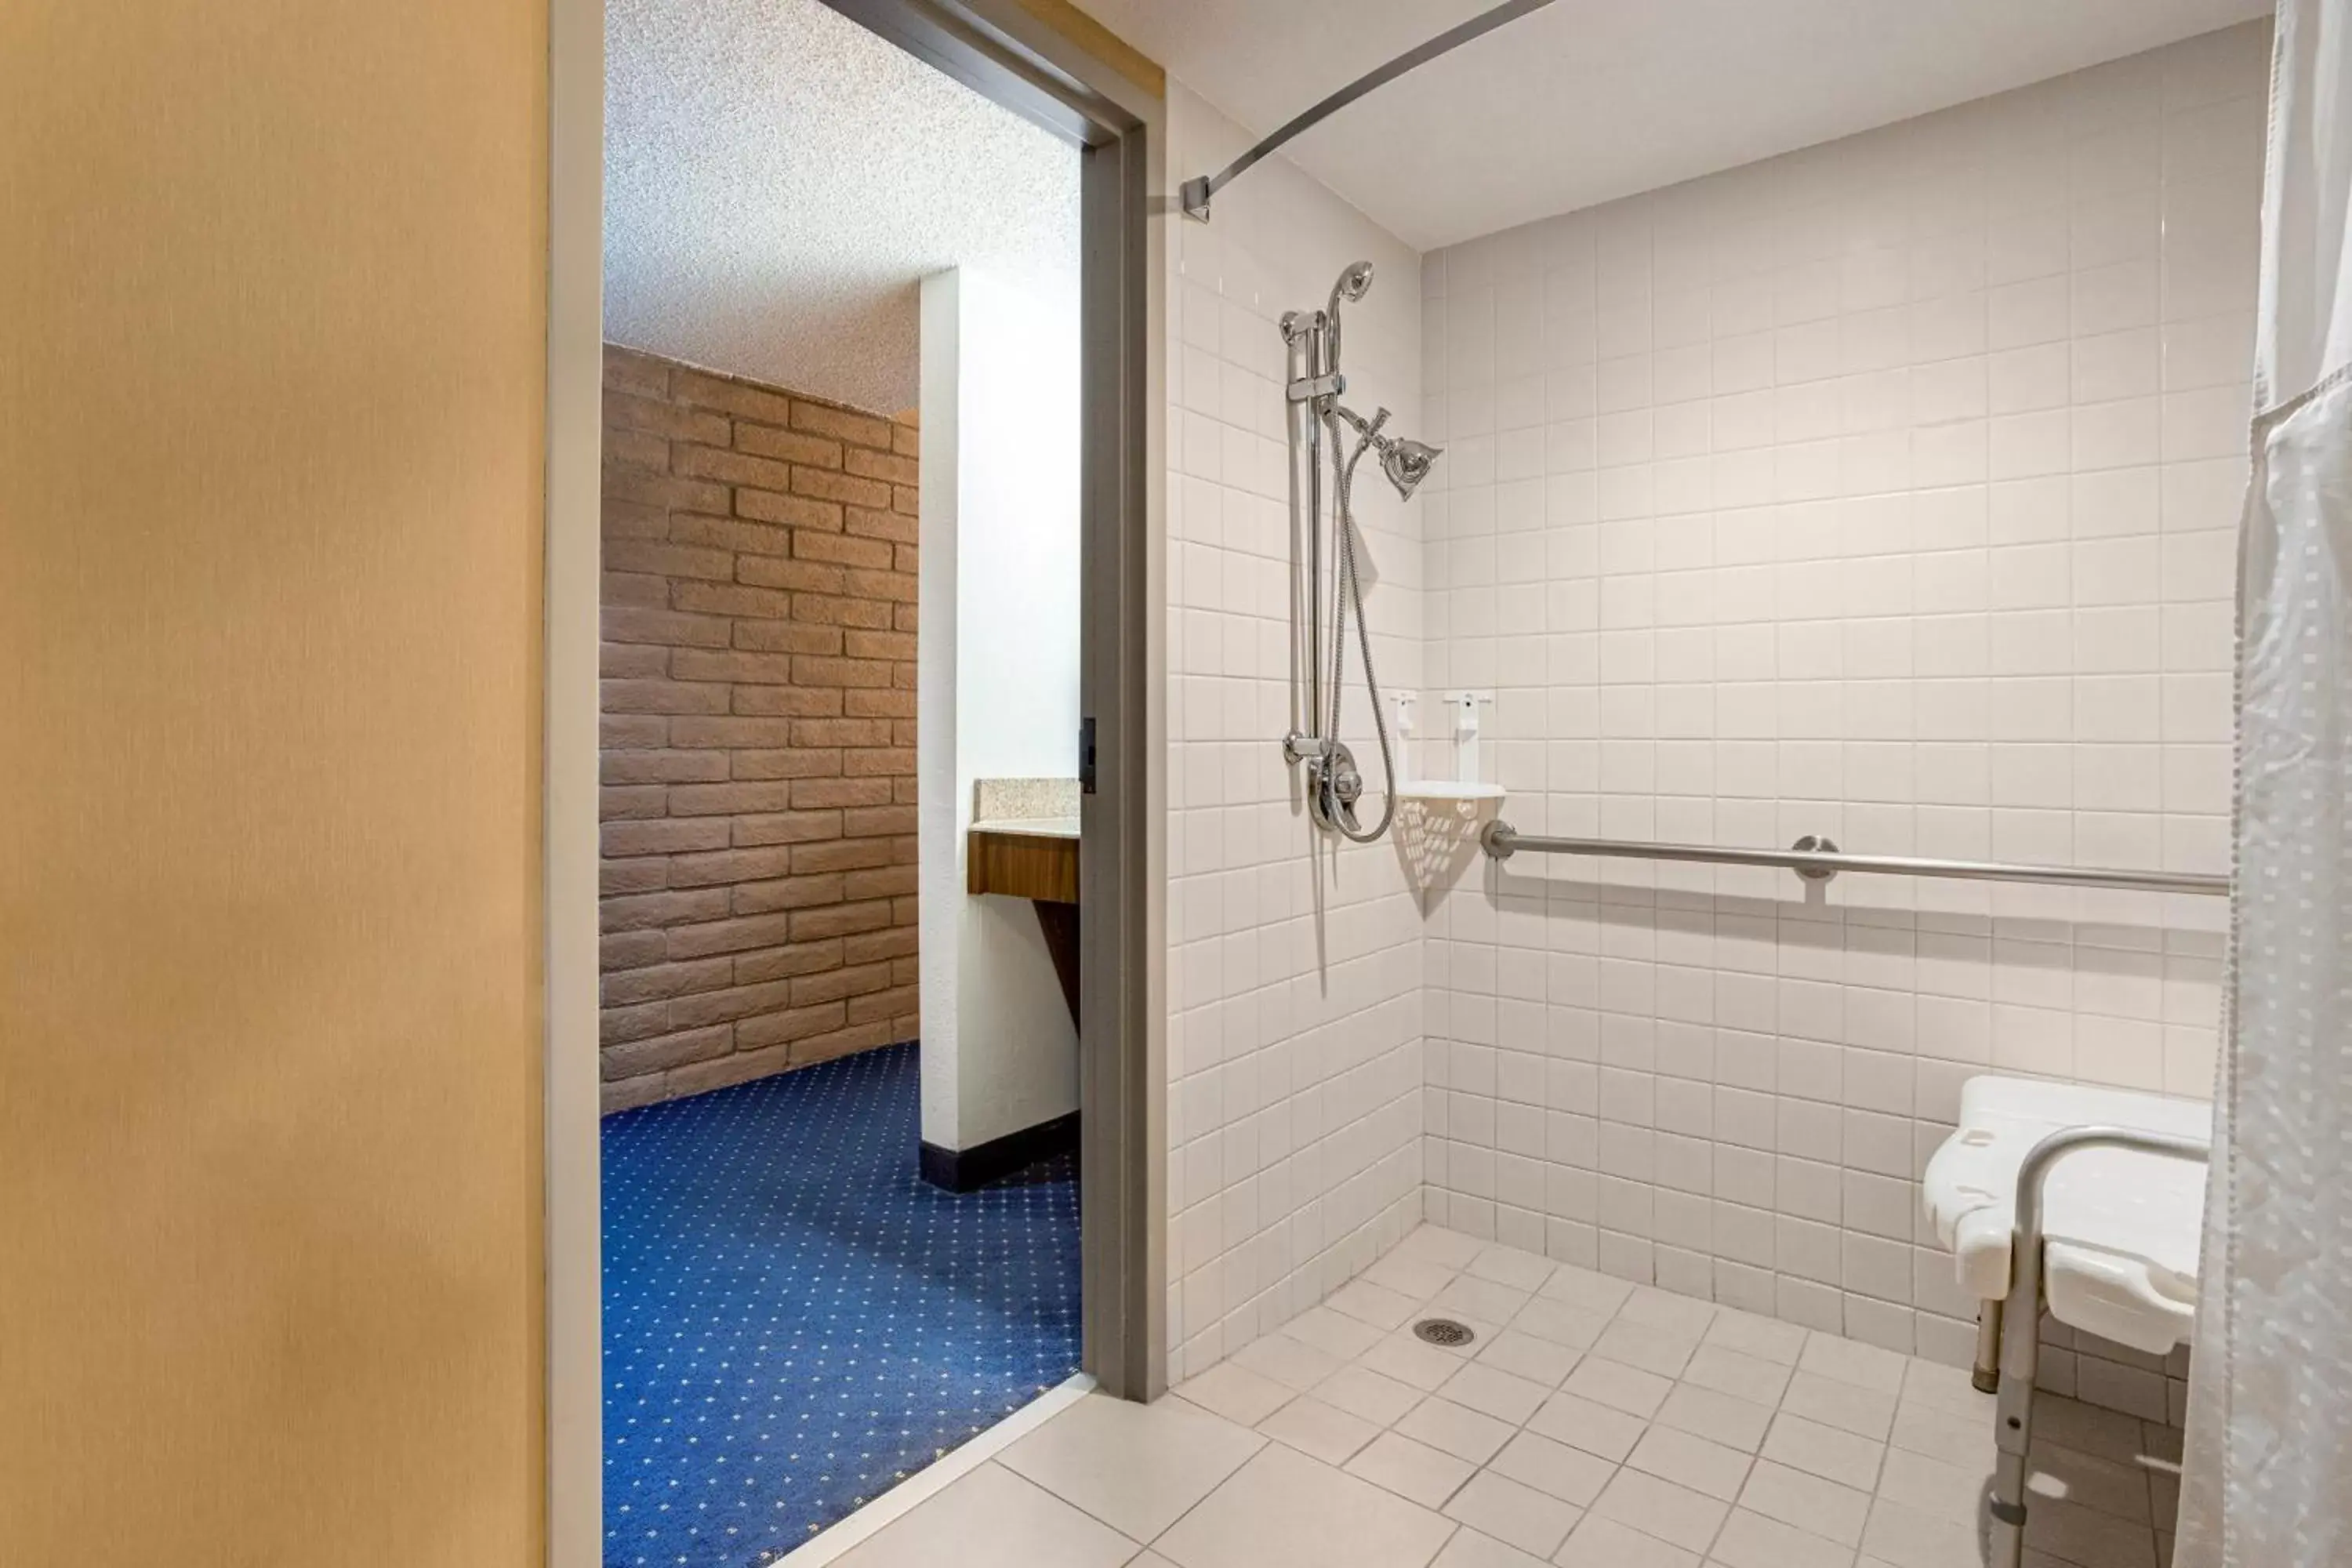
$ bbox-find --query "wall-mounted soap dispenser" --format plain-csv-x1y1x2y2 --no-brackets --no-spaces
1446,690,1494,785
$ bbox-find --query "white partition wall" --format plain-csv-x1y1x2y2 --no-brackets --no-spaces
917,265,1084,1155
1162,86,1430,1381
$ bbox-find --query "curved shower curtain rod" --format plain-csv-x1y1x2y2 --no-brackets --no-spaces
1178,0,1563,222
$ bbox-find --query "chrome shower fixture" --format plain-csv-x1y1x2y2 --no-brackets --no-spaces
1382,437,1441,499
1326,260,1374,366
1332,405,1443,501
1279,261,1443,843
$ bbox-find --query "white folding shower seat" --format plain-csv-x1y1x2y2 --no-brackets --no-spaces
1922,1075,2212,1568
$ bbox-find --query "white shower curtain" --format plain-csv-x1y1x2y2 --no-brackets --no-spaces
2177,4,2352,1563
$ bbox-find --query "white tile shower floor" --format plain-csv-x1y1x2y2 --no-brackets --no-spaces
833,1225,2181,1568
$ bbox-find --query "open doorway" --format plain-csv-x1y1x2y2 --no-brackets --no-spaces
557,0,1160,1563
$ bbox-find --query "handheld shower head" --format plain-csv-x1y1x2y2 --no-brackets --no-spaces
1322,261,1376,373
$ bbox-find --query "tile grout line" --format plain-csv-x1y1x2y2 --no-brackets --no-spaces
1153,1393,1468,1568
1316,1259,1770,1555
1192,1228,2169,1567
775,1374,1098,1568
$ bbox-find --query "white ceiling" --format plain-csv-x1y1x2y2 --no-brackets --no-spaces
1079,0,2270,250
604,0,1080,413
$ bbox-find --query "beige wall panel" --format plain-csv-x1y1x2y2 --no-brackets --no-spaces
0,2,550,1562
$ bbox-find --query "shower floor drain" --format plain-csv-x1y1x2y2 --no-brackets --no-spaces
1413,1317,1475,1348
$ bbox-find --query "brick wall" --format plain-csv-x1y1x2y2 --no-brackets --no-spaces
598,345,920,1112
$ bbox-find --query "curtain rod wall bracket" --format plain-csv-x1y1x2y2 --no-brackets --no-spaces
1178,0,1560,223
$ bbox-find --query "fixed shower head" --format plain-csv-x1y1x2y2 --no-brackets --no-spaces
1381,437,1441,499
1332,403,1443,501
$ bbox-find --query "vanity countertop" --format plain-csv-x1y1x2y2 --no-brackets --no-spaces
971,815,1078,840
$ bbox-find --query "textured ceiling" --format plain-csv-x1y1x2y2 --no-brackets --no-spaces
605,0,1080,413
1079,0,2270,249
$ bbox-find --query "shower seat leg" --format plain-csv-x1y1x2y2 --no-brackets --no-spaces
1987,1248,2039,1568
1985,1126,2210,1568
1973,1297,2003,1394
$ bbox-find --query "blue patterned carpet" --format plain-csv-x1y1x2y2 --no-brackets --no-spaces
601,1042,1080,1568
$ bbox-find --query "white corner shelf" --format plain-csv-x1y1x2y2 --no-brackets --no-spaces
1395,781,1506,803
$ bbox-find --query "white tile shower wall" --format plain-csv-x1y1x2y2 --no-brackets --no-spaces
1164,84,1430,1382
1414,22,2267,1375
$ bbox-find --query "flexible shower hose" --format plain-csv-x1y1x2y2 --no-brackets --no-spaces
1317,406,1398,844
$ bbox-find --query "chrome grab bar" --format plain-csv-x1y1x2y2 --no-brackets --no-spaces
1478,818,2230,897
